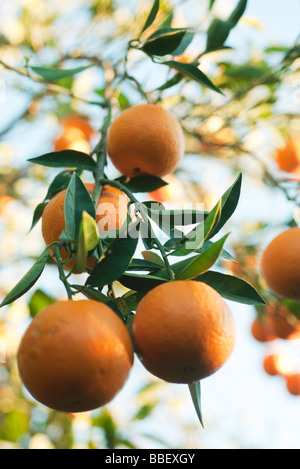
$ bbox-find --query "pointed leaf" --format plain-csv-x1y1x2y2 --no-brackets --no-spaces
208,173,242,239
175,234,230,280
29,202,47,231
31,65,93,81
142,251,165,267
64,173,96,241
141,29,189,56
172,199,222,256
171,30,194,56
28,150,97,171
119,272,168,291
122,175,168,193
228,0,248,27
0,248,50,307
165,60,224,94
45,170,75,201
156,72,183,91
28,289,56,318
73,212,99,274
206,18,231,53
189,382,204,428
75,286,110,304
87,221,141,288
196,271,266,305
141,0,160,34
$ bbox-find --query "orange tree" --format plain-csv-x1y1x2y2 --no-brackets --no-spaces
0,0,299,448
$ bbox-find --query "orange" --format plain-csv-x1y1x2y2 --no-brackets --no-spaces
41,183,129,271
132,281,236,384
285,374,300,397
54,115,96,153
251,318,276,343
260,228,300,302
106,104,185,178
17,300,134,413
275,136,300,173
265,304,300,340
149,174,185,204
263,354,291,377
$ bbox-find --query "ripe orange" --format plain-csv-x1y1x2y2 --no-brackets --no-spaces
285,374,300,397
41,183,129,271
260,228,300,302
149,174,185,204
265,304,300,340
106,104,185,178
263,354,291,377
275,136,300,174
251,318,276,343
132,281,236,384
54,115,96,153
17,300,134,413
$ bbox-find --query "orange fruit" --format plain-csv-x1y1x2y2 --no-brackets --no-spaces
54,115,96,153
132,280,236,384
17,300,134,413
41,183,129,271
263,354,291,377
149,174,185,204
275,136,300,173
106,104,185,178
265,304,300,340
251,318,276,343
285,374,300,397
260,228,300,302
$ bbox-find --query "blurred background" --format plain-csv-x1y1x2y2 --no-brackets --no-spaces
0,0,300,449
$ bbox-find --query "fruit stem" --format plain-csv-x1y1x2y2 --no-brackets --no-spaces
53,245,74,300
99,178,175,281
91,103,112,204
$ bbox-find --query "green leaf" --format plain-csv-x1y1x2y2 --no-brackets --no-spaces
164,60,224,95
29,202,47,232
189,382,204,428
75,285,110,304
141,0,160,34
119,272,168,291
121,175,168,193
87,221,141,288
45,170,75,201
141,28,189,57
31,65,93,81
28,150,97,171
228,0,248,27
206,0,247,52
142,250,165,267
127,258,164,272
206,18,232,53
171,30,194,56
209,173,242,239
172,199,222,257
156,72,184,91
64,173,96,241
28,289,56,318
175,233,230,280
196,271,266,305
0,248,50,307
209,0,216,10
197,240,236,262
73,212,100,274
